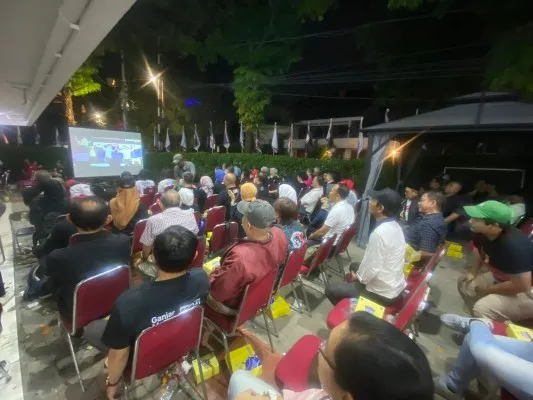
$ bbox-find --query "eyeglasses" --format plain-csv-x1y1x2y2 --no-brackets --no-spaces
319,340,335,371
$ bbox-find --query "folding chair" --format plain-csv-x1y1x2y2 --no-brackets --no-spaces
204,206,226,233
209,222,238,255
327,223,358,276
274,334,322,391
205,194,219,210
139,194,154,209
131,219,147,255
149,202,162,215
58,265,130,391
143,186,157,196
300,235,337,287
8,212,35,255
204,269,278,357
189,237,206,269
124,306,207,400
275,244,311,316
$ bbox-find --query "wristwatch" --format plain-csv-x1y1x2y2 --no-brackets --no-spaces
106,376,122,387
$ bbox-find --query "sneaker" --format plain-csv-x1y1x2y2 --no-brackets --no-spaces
433,377,462,399
440,314,492,333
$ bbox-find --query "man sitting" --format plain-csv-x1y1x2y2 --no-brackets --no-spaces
83,226,209,399
326,188,406,306
182,171,207,212
458,200,533,322
299,176,324,217
44,197,131,317
216,173,240,221
403,191,447,258
207,200,287,315
134,169,155,194
254,173,271,202
140,190,198,261
323,172,336,197
305,184,355,264
400,183,420,225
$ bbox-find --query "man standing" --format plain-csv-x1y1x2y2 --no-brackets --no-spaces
458,200,533,322
326,188,406,306
216,173,240,221
403,191,447,258
400,183,421,225
83,226,209,400
44,197,131,317
207,200,287,315
172,153,196,180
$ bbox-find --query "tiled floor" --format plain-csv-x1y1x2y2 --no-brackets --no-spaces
0,199,470,399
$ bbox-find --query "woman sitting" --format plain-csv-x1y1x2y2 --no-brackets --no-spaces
178,187,199,213
110,175,148,236
199,176,214,197
157,167,176,193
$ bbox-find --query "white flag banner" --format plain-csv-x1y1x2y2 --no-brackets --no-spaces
288,124,294,156
326,118,332,141
17,126,23,145
271,122,278,154
55,128,60,146
209,121,216,152
223,120,230,151
385,108,390,123
165,128,171,151
180,126,187,150
239,123,245,151
357,131,364,158
153,126,157,148
193,124,201,151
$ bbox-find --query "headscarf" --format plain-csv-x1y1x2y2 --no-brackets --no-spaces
240,183,257,201
178,188,194,207
278,184,297,205
110,187,140,230
200,176,214,197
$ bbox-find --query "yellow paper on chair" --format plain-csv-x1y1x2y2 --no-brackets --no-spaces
192,353,220,384
506,324,533,341
354,296,385,319
269,296,291,319
445,242,464,258
203,257,221,276
405,244,421,263
404,262,414,278
225,344,263,377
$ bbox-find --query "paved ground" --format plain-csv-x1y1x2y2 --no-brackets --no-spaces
0,199,471,400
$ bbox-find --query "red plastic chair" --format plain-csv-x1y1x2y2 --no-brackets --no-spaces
143,186,157,196
205,194,219,210
274,334,322,391
328,223,358,276
276,244,310,315
139,194,154,209
125,306,207,400
300,235,337,287
189,237,206,269
209,222,238,255
58,265,130,391
149,202,163,215
204,206,226,233
204,269,278,357
154,192,162,203
131,219,147,255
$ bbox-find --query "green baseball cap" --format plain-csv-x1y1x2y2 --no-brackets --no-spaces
464,200,512,225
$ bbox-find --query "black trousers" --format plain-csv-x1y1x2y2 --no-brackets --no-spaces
325,262,402,306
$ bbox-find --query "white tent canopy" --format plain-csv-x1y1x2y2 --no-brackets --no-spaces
0,0,136,126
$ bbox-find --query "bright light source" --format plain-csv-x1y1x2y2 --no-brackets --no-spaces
93,112,102,119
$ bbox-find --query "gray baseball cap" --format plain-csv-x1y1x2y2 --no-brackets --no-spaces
172,153,184,165
237,200,276,229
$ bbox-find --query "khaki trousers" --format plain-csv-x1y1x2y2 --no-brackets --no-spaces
458,272,533,322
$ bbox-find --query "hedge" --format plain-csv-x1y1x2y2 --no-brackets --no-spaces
0,146,366,183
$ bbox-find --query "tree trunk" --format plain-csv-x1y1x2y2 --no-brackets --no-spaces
63,89,76,126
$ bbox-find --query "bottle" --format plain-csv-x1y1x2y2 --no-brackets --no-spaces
160,378,178,400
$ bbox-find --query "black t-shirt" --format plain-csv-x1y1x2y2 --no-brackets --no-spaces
217,187,240,221
442,194,464,218
475,228,533,278
183,186,207,212
213,182,226,195
102,268,210,350
256,184,271,202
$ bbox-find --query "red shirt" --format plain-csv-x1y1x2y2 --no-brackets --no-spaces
209,226,288,309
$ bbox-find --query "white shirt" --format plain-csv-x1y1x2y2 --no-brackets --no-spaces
69,183,93,198
278,184,298,205
300,187,323,213
346,190,358,208
140,207,199,246
356,219,406,299
135,179,155,195
324,200,355,244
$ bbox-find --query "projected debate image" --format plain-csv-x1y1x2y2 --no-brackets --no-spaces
69,127,144,178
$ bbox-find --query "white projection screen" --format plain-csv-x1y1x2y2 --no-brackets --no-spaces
69,127,144,178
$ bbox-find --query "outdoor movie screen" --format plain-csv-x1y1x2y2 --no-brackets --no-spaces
68,127,144,178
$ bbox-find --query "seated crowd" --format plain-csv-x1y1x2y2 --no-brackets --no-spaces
19,158,533,400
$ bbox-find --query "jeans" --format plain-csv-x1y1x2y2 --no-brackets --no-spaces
446,321,533,399
228,370,280,400
83,318,109,353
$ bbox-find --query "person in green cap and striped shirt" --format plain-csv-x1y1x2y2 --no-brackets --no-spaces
456,200,533,323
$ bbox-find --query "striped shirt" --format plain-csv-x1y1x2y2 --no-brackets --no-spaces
140,207,199,246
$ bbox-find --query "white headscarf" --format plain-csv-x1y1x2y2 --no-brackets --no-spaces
178,188,194,207
278,184,297,205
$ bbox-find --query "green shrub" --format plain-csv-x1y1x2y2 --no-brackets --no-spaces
0,146,365,183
